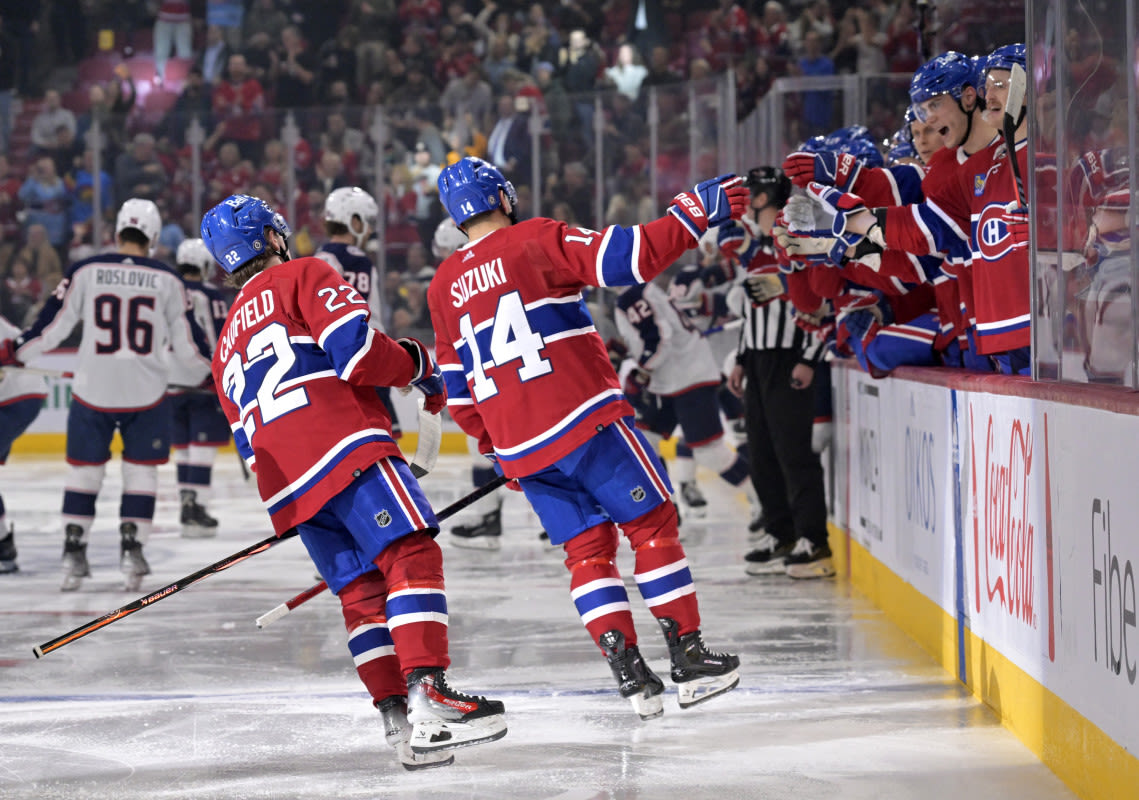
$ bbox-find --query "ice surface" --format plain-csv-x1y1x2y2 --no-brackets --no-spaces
0,454,1077,799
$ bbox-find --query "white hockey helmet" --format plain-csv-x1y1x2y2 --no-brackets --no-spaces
176,237,215,275
431,217,467,262
324,186,378,248
115,198,162,246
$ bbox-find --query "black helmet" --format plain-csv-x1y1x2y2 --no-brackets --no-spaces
744,166,791,209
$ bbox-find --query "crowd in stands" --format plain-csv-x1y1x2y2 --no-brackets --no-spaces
0,0,1010,340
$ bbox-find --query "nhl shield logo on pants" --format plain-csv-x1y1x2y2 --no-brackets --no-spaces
375,510,393,527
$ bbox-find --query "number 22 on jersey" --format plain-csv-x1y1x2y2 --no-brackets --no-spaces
459,291,552,401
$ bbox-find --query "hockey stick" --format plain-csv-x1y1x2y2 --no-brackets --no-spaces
1002,62,1028,209
33,405,444,656
255,473,509,628
33,528,299,658
702,318,743,337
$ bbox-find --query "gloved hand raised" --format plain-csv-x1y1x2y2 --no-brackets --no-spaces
783,150,864,191
0,339,22,368
397,337,447,414
669,174,749,241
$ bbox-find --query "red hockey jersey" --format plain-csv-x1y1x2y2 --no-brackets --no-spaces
213,257,417,533
428,214,696,478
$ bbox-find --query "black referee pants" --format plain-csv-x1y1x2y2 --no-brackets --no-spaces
741,348,828,547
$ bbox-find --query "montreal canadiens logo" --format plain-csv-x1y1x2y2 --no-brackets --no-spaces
975,204,1014,261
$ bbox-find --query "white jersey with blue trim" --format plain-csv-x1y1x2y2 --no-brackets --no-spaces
315,242,384,332
0,316,48,404
13,253,211,410
614,281,720,396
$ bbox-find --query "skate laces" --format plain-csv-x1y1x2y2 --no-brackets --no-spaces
753,532,780,552
790,537,816,557
427,671,488,705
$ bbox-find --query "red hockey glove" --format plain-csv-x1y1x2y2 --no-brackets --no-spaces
783,150,864,190
668,174,749,241
0,339,22,368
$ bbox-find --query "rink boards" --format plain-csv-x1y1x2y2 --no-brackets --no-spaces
830,361,1139,800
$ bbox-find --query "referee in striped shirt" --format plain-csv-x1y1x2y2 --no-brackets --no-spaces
724,167,833,579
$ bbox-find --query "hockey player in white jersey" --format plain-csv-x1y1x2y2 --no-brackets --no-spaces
615,279,758,523
315,187,403,436
168,238,231,537
0,199,212,591
0,315,48,573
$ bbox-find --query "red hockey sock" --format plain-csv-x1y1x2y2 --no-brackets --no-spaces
564,522,637,649
338,572,405,703
624,501,701,635
374,532,449,675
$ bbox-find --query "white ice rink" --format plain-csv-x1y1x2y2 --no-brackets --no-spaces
0,453,1078,800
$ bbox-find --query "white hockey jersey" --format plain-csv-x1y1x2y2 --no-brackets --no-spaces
615,281,720,396
0,316,47,405
315,242,384,332
13,253,211,411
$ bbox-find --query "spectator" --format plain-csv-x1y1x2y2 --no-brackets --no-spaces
756,2,792,72
641,45,682,92
736,54,773,120
154,0,194,86
242,31,276,86
0,18,14,154
319,112,368,179
158,65,214,146
48,0,85,65
318,27,359,100
30,90,77,156
517,16,560,77
1,255,42,326
206,0,245,50
254,139,288,189
485,95,531,180
273,25,318,109
790,0,835,55
558,29,602,147
5,0,38,95
348,0,399,85
243,0,290,43
205,140,253,206
483,35,517,95
212,53,265,161
0,155,21,268
408,140,443,243
199,24,231,86
67,148,114,233
306,150,350,197
604,43,648,101
883,1,921,74
18,160,70,252
114,133,169,202
798,30,835,138
440,67,494,146
14,223,63,295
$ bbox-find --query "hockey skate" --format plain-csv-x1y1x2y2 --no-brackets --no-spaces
61,524,90,592
744,531,793,576
405,668,507,754
658,617,739,709
119,522,151,592
783,537,836,580
678,481,708,519
180,490,219,539
449,508,502,551
376,695,455,771
598,629,665,720
0,525,17,574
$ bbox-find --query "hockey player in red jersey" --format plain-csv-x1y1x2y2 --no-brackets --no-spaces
200,194,506,770
429,156,746,719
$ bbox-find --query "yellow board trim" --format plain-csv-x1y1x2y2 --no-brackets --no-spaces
832,522,1139,800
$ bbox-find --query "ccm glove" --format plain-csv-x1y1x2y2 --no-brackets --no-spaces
783,150,864,190
1002,201,1030,250
669,174,749,241
396,337,447,414
805,181,883,264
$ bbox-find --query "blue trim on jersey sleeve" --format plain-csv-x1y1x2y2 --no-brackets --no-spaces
599,226,640,287
442,368,471,400
232,424,254,462
888,164,926,204
318,311,372,376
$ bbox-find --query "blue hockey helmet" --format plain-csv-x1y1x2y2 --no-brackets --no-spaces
984,43,1026,74
437,156,518,228
801,125,884,168
909,51,980,119
886,139,918,165
201,194,291,274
